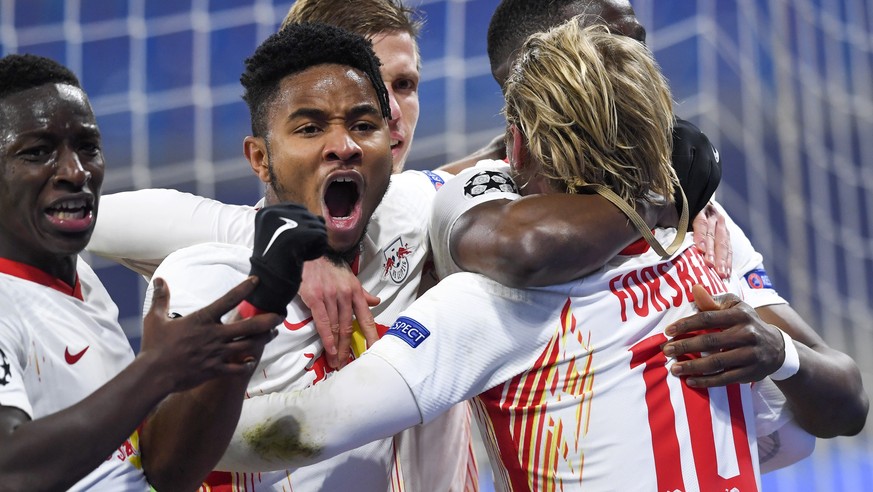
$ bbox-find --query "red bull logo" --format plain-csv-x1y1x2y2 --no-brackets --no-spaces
383,236,412,283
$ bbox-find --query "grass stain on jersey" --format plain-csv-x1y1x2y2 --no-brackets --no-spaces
242,416,322,462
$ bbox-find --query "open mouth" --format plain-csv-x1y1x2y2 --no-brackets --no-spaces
45,196,94,232
324,177,360,219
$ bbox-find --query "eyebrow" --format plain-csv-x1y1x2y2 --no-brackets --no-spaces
287,103,382,122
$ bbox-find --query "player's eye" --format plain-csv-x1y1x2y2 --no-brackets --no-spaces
18,145,53,162
351,121,378,133
295,124,322,136
394,78,418,93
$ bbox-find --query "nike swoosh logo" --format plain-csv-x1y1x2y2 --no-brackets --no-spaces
263,217,299,256
65,346,89,365
284,317,313,331
711,144,720,164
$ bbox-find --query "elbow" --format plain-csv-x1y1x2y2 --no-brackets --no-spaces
490,229,547,288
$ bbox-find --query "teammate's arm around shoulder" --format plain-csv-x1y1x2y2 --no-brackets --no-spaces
87,189,256,272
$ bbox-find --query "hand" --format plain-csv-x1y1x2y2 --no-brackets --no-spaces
299,257,381,368
246,203,328,315
141,277,281,393
662,285,785,388
671,118,721,219
691,202,732,278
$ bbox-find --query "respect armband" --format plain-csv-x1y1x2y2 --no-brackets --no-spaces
770,329,801,381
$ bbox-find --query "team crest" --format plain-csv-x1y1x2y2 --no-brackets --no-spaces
383,237,412,283
463,170,518,198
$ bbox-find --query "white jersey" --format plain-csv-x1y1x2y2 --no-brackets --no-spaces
0,258,148,491
369,234,762,491
144,170,474,491
431,161,808,475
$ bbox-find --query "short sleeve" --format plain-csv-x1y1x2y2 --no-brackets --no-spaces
712,200,787,308
429,160,521,280
0,316,33,417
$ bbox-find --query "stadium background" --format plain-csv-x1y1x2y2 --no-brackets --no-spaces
2,0,871,489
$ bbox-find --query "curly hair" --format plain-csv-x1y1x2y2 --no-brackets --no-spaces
281,0,423,66
241,22,390,137
0,54,80,100
504,20,675,206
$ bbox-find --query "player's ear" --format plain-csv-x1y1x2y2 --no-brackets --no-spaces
507,124,529,173
244,136,271,184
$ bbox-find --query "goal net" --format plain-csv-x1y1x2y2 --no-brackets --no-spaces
2,0,870,489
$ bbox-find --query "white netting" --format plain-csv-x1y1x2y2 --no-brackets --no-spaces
1,0,870,489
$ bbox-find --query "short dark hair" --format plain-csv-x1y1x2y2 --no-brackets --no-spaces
241,22,391,138
0,54,80,100
488,0,645,84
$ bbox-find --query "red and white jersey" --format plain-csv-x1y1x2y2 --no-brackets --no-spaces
0,258,148,491
369,233,761,492
145,170,474,491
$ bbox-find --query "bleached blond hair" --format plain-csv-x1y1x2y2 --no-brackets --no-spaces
504,20,676,205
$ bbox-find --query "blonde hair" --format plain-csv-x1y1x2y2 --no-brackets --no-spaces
281,0,423,66
504,20,676,206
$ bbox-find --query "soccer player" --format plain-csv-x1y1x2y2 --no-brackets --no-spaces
0,54,296,491
472,0,867,440
142,23,467,492
217,20,766,489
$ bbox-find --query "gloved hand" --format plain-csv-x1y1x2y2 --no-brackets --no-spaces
671,117,722,220
246,203,328,316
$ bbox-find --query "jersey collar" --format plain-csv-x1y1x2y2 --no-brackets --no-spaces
0,257,83,300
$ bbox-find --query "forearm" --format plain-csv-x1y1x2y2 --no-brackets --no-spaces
88,189,253,262
453,194,662,287
0,354,170,491
141,375,250,492
758,305,869,437
775,344,867,437
218,354,420,472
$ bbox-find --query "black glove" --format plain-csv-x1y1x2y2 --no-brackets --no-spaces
246,203,328,316
671,117,722,220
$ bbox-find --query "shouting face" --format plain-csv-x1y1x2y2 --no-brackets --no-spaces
246,63,392,260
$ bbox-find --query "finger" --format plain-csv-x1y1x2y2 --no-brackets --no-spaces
663,328,742,356
353,295,380,348
692,210,709,253
712,214,730,277
197,276,259,322
693,284,742,311
221,331,277,363
681,366,761,388
669,348,757,377
220,313,282,340
333,293,354,369
147,277,170,320
364,291,381,308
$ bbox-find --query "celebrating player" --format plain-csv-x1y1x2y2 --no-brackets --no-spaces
0,54,293,491
217,20,767,490
471,0,867,440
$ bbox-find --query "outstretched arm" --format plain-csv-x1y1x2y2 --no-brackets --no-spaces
87,189,256,277
218,354,420,472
